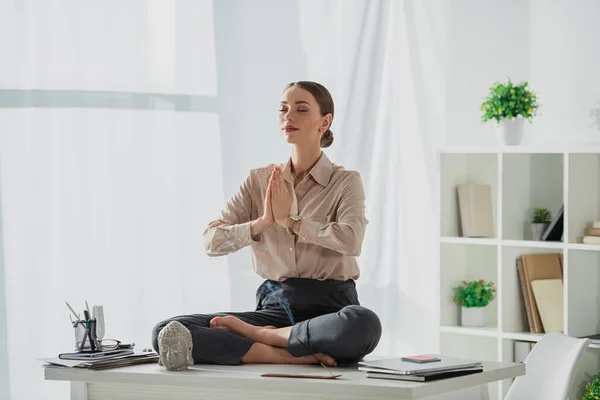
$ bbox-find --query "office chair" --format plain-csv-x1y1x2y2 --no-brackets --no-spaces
504,332,590,400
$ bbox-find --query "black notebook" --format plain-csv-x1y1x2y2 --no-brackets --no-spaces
366,367,483,382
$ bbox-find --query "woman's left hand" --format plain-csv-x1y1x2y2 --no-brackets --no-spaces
271,167,291,227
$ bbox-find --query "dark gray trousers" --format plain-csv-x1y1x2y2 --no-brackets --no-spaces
152,278,382,365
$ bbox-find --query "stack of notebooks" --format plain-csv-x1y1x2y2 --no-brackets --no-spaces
358,355,483,382
41,349,159,370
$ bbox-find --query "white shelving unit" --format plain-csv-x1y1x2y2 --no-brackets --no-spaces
438,147,600,400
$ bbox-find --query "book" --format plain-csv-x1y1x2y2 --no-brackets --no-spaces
366,367,483,382
541,205,563,242
530,279,563,332
583,236,600,245
457,183,494,238
585,227,600,236
517,253,563,333
400,355,440,363
58,349,134,361
42,351,159,370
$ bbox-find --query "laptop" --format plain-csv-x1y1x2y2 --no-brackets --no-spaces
358,355,482,375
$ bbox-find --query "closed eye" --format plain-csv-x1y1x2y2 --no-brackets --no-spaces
278,108,308,112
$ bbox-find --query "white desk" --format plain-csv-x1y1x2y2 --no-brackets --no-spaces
44,360,524,400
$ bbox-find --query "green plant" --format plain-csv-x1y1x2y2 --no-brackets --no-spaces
453,280,496,308
531,207,552,223
480,79,540,125
582,371,600,400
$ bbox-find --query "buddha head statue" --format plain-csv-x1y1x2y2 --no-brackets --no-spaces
157,321,194,371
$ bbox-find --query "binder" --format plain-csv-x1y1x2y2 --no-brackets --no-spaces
517,253,563,333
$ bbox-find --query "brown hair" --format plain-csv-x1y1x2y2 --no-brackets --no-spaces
284,81,334,148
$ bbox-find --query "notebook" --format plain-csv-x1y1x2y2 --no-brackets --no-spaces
457,183,494,238
358,355,482,375
366,366,483,382
531,278,563,332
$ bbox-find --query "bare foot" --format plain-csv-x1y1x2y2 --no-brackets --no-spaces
210,316,292,349
210,316,271,339
210,321,275,332
242,342,337,367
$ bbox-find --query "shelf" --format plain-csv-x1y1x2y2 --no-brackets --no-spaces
501,239,563,249
441,146,600,154
440,237,564,249
567,243,600,251
440,237,498,245
501,331,545,342
440,326,547,343
441,325,499,338
439,149,600,399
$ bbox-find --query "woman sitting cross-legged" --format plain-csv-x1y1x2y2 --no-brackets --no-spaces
152,81,382,366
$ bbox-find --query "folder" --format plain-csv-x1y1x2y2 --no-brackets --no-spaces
531,279,563,332
518,253,563,333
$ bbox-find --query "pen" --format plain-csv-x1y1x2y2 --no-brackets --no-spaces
65,301,80,320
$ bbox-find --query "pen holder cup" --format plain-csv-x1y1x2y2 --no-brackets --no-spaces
73,319,101,352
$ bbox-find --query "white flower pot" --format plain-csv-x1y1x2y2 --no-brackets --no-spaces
530,222,548,241
496,116,525,145
461,306,486,327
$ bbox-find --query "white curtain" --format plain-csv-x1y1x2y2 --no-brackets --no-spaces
295,0,444,356
0,2,231,400
0,1,444,399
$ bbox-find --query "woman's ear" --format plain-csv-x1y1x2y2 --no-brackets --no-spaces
320,114,332,132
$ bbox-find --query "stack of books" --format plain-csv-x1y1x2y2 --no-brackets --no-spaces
516,253,564,333
582,221,600,244
41,349,159,370
358,355,483,382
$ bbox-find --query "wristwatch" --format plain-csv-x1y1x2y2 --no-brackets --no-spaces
287,214,302,234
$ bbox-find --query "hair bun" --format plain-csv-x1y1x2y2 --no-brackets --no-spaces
320,129,334,148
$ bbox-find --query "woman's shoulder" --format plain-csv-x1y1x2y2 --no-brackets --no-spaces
330,163,363,182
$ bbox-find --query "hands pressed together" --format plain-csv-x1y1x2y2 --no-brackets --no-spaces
262,167,291,228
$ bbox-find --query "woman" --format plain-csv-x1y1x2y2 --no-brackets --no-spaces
152,81,382,367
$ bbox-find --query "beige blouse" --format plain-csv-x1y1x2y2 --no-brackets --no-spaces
203,152,368,282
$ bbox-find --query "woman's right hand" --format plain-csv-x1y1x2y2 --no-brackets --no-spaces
261,171,275,225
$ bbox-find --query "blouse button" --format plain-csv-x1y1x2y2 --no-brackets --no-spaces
289,247,293,252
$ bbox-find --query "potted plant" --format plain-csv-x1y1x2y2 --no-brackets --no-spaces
480,79,540,145
453,280,496,327
530,207,552,240
582,371,600,400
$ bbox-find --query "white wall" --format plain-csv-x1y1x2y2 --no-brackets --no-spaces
443,0,600,147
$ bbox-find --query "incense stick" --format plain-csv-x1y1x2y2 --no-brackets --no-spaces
319,361,335,376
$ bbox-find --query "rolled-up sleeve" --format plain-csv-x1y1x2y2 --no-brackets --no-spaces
203,172,257,256
297,172,368,256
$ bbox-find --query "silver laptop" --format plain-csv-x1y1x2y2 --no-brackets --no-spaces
358,355,482,375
